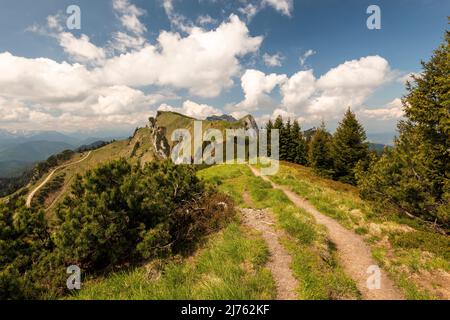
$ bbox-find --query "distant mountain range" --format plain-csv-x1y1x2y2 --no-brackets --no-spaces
0,129,128,177
0,125,396,178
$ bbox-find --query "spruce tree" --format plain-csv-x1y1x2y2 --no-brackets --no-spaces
265,119,274,156
291,120,307,165
308,121,334,177
357,27,449,227
274,116,287,160
284,119,294,162
332,108,369,184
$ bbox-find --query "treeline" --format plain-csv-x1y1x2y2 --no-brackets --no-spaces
265,28,449,228
0,160,234,299
266,107,369,185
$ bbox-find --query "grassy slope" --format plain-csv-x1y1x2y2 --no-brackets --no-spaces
72,220,276,300
25,127,155,216
155,111,255,150
269,162,450,300
198,165,360,300
73,164,361,300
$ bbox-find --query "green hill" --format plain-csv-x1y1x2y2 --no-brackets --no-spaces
11,111,257,214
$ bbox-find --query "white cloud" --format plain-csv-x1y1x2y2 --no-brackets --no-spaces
397,72,420,85
358,98,404,120
98,14,262,97
197,15,217,26
238,0,293,20
230,111,250,120
0,9,264,131
37,12,106,64
304,55,393,118
239,3,259,21
110,32,146,53
263,52,283,67
299,49,316,66
113,0,147,35
162,0,194,33
262,0,293,17
158,100,222,119
92,86,170,115
234,69,287,111
280,69,316,112
57,32,106,64
0,52,95,105
46,14,63,32
237,55,395,125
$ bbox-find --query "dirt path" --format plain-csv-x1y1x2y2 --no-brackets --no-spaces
249,166,404,300
26,151,92,208
241,206,299,300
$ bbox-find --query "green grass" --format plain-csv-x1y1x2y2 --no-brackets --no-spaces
199,164,361,300
267,162,450,300
72,221,275,300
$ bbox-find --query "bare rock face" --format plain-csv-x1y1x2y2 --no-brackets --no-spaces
242,115,259,132
148,117,156,131
148,115,171,159
148,112,259,160
153,126,171,159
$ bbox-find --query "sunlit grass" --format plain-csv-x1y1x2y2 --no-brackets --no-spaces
72,221,275,300
268,162,450,300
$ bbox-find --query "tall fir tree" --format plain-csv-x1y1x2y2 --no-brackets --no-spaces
274,116,288,160
291,120,307,165
265,119,274,156
284,119,294,162
308,121,334,177
356,27,449,227
332,108,369,184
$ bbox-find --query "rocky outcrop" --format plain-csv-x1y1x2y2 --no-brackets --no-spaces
148,112,260,160
242,115,259,132
149,116,171,159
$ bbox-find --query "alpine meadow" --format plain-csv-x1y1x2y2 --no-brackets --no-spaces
0,0,448,313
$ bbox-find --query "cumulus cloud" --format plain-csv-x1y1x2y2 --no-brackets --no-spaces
280,69,316,112
158,100,222,119
91,86,172,115
0,11,262,129
234,69,287,111
57,32,106,64
30,13,106,64
237,55,395,125
263,53,283,67
98,14,262,97
358,98,404,120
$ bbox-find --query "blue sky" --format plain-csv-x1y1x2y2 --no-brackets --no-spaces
0,0,448,138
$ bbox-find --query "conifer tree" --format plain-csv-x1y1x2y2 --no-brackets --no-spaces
308,121,334,177
265,119,274,156
332,108,369,184
291,120,307,165
274,116,287,160
357,27,449,226
284,119,293,162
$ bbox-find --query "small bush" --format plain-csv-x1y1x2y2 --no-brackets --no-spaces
389,231,450,260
